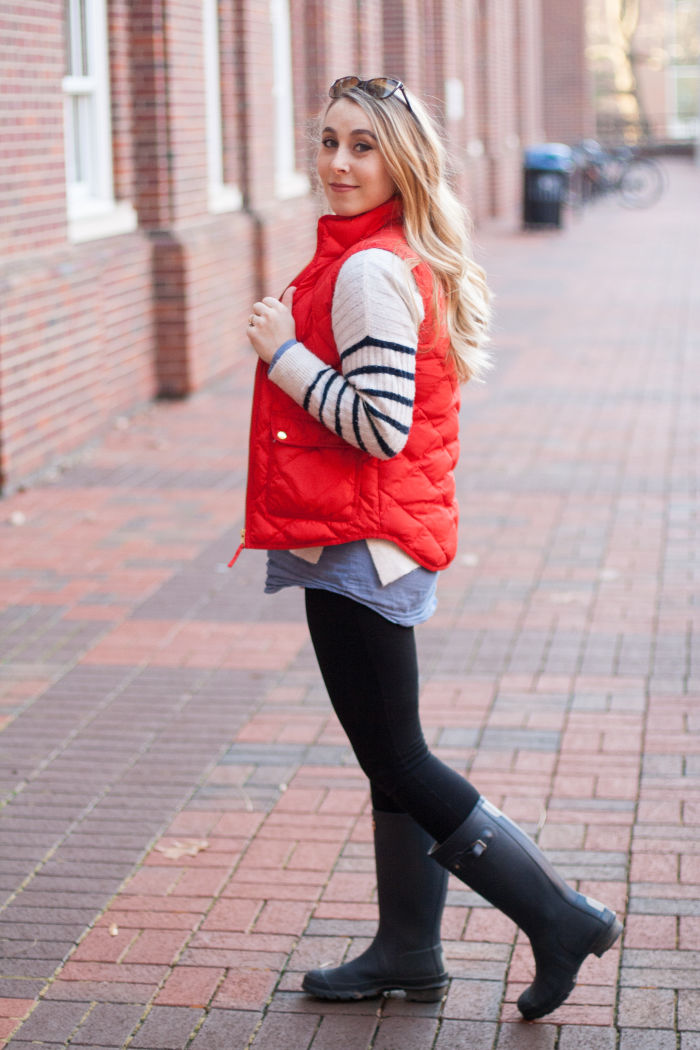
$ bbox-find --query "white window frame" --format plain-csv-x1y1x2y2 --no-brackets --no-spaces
270,0,309,199
668,65,700,140
62,0,136,242
203,0,242,213
665,0,700,141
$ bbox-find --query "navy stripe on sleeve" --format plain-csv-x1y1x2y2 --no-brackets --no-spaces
340,336,416,361
352,396,368,453
318,370,340,423
358,387,414,408
303,366,334,412
364,403,411,435
364,410,396,458
345,364,415,382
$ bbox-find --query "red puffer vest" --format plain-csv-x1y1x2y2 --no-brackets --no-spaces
240,198,461,571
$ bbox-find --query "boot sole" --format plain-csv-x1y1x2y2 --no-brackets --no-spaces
302,976,449,1002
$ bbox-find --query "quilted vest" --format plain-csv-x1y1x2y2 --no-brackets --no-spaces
240,198,461,572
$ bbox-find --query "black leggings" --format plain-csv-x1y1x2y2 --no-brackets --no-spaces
305,588,480,844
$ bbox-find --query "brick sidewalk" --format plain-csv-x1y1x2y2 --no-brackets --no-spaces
1,158,699,1049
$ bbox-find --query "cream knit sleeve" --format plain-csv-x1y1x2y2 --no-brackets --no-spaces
267,249,423,460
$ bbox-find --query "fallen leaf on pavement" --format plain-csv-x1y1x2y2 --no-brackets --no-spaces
154,838,210,860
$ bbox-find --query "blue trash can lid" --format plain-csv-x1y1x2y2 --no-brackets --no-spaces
524,143,575,171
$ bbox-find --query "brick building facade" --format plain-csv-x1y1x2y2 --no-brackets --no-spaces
540,0,595,143
0,0,589,492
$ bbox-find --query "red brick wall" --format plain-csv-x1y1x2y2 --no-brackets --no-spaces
130,1,172,229
110,0,136,204
137,0,254,397
357,0,384,73
459,0,487,223
219,0,242,188
471,0,519,222
541,0,595,143
167,0,209,223
0,0,586,491
0,4,68,258
516,0,546,148
0,4,155,490
152,216,259,397
0,236,155,488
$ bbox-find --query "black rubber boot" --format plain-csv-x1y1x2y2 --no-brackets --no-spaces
302,810,449,1001
429,797,623,1020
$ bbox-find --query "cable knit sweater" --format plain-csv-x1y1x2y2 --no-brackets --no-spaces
269,247,423,458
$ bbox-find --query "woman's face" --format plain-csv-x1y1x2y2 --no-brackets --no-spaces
317,98,396,217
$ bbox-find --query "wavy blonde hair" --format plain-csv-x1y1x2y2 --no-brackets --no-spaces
323,83,492,382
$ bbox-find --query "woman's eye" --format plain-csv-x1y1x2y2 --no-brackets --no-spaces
319,137,372,152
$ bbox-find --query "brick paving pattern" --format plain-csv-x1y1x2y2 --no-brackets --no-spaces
1,160,699,1048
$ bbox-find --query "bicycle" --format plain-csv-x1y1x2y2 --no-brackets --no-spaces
575,141,666,209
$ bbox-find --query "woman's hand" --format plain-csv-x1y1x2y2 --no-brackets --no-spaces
247,286,296,364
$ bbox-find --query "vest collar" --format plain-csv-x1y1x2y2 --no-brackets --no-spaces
315,197,403,261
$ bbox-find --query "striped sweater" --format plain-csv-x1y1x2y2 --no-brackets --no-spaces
268,248,423,460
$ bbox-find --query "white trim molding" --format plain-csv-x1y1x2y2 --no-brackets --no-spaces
62,0,137,242
270,0,310,200
203,0,243,213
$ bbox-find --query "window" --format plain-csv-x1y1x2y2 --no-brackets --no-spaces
203,0,242,212
667,0,700,139
669,67,700,137
270,0,309,199
62,0,136,241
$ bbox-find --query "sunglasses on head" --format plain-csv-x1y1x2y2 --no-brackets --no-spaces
329,76,414,115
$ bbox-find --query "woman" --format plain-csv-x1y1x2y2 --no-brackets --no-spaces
240,75,621,1021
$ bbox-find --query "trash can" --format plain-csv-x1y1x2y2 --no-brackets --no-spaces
523,144,575,228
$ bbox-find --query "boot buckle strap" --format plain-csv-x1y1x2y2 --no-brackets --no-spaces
471,835,489,858
454,828,493,869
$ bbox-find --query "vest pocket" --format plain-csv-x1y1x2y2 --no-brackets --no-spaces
266,422,361,522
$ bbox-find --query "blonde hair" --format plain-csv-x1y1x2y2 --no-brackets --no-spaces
323,84,492,382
